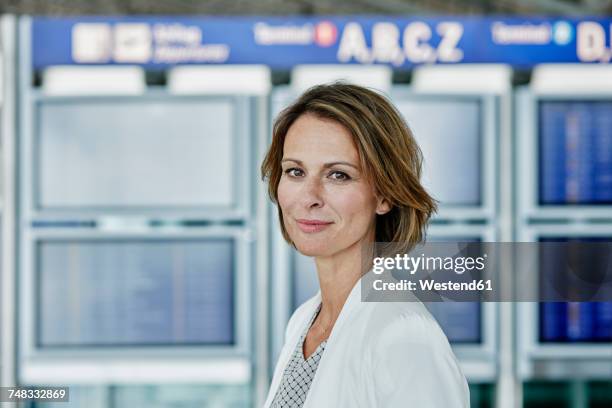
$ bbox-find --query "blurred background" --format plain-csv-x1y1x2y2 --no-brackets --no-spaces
0,1,611,408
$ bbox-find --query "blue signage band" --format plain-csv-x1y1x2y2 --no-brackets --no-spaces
31,16,612,69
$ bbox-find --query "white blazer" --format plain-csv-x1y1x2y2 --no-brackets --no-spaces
264,275,470,407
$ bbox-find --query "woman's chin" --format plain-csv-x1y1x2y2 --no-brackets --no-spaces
293,240,333,257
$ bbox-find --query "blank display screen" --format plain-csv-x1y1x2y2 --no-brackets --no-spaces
38,238,235,347
395,98,482,206
539,101,612,205
37,98,235,209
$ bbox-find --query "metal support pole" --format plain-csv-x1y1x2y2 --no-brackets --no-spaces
0,13,18,408
570,381,589,408
495,89,522,408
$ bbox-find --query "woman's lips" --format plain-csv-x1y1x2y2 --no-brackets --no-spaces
296,219,333,233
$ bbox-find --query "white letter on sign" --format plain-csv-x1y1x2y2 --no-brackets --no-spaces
577,22,607,62
404,22,435,63
372,22,404,65
337,22,372,63
436,22,464,62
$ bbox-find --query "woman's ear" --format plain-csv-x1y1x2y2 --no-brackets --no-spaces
375,197,391,215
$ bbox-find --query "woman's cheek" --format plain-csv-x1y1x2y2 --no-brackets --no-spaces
278,179,303,223
277,178,292,210
333,186,371,214
336,188,378,231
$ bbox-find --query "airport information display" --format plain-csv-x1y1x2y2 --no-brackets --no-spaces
539,237,612,342
37,98,235,209
540,302,612,342
396,98,481,206
539,101,612,205
38,239,235,347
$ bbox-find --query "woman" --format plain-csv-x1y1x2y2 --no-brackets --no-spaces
261,83,470,407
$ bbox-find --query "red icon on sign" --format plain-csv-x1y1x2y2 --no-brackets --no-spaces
314,21,338,47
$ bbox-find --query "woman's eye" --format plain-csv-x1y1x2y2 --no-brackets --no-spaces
284,168,304,177
329,171,350,181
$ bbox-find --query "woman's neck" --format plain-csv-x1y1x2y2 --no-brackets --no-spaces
313,240,373,331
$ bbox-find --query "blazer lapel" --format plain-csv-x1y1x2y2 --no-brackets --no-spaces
302,277,365,407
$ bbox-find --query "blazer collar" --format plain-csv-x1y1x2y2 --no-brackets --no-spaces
310,270,369,339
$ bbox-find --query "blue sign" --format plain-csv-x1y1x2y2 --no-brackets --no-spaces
31,16,612,69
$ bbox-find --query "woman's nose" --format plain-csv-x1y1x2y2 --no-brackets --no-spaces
300,176,324,209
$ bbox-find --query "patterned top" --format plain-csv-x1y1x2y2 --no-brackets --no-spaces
270,303,327,408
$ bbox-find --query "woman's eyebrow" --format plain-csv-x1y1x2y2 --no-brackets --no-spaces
281,158,360,170
323,161,360,170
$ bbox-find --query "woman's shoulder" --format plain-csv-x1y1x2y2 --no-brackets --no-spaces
364,301,469,408
360,300,451,349
359,302,470,406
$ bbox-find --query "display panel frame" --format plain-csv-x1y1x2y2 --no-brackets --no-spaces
516,88,612,221
19,227,253,384
390,88,498,222
426,224,498,382
20,91,255,222
516,224,612,380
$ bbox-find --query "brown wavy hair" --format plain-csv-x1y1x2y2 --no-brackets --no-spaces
261,82,437,254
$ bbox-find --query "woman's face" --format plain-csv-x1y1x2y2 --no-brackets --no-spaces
277,113,390,258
